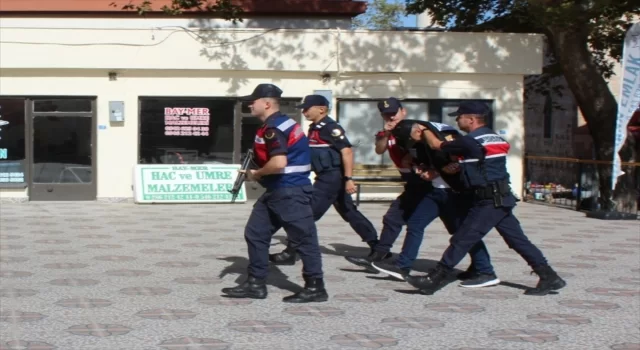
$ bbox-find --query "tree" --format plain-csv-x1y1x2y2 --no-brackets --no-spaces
110,0,243,23
405,0,639,213
352,0,406,29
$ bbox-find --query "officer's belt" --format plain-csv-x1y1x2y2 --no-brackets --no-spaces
465,180,511,199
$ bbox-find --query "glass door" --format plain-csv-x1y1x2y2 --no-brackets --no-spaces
28,99,96,201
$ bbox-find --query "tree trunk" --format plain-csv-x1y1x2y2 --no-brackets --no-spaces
546,25,638,213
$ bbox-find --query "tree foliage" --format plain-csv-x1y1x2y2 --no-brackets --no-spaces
353,0,406,29
110,0,244,23
405,0,636,78
406,0,639,211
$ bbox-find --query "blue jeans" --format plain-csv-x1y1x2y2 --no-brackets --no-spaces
376,186,495,274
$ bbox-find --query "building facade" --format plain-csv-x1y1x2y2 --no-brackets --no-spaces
0,0,543,202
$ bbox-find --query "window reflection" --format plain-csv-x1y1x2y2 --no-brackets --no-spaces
32,116,92,184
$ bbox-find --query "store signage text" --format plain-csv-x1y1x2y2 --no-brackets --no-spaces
133,164,246,203
0,149,6,159
164,107,211,137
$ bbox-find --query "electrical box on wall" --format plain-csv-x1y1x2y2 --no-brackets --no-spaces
109,101,124,122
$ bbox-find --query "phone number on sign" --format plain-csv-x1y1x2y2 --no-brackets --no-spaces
165,126,210,136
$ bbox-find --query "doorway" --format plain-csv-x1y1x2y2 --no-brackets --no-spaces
28,98,97,201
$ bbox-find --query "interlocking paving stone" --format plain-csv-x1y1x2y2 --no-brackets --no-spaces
0,201,639,349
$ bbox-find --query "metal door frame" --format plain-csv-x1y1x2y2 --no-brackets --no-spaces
27,98,97,201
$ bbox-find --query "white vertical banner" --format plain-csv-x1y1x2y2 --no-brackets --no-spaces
611,22,640,191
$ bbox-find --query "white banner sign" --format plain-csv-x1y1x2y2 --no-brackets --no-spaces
133,164,247,203
612,22,640,191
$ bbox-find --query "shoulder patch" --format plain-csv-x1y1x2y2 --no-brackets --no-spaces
331,128,343,138
444,135,454,141
264,130,276,139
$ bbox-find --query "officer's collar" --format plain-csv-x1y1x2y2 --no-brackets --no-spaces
263,111,283,124
311,115,333,126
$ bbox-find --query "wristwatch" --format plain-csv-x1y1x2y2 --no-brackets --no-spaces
343,176,353,182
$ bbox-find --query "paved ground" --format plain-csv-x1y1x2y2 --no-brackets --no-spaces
0,200,638,350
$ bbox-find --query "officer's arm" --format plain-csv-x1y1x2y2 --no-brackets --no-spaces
374,130,390,154
421,129,444,150
255,128,288,177
325,126,354,178
439,137,475,157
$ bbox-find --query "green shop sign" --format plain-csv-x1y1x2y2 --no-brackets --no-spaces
134,164,246,203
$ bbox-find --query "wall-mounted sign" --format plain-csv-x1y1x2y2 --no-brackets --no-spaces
133,164,246,203
164,107,210,137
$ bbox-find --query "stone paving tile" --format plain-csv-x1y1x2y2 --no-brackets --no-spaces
0,201,639,350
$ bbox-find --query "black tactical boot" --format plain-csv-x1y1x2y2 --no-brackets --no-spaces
524,265,567,296
282,276,329,303
344,249,392,273
405,264,451,294
269,244,297,266
221,276,268,299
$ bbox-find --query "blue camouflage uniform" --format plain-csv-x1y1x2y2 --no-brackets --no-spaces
405,101,566,296
221,84,327,303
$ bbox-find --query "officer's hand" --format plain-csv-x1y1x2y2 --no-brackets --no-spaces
345,180,357,194
383,120,398,132
441,163,461,174
240,169,261,181
420,170,438,181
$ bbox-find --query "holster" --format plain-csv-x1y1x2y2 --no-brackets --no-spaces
473,180,511,207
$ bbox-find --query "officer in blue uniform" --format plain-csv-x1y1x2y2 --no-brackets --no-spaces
269,95,379,265
370,118,499,288
221,84,328,303
404,101,567,296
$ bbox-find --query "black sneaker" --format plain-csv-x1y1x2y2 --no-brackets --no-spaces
371,261,410,281
344,250,391,272
456,265,477,280
458,273,500,288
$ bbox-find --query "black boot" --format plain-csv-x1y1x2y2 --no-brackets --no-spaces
283,276,329,303
405,264,451,294
269,244,297,266
221,276,268,299
524,265,566,296
344,249,392,272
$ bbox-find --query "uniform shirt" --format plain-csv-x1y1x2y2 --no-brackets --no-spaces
309,117,352,151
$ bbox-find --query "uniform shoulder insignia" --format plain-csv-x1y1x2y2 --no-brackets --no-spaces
331,128,343,137
264,129,276,139
444,135,454,141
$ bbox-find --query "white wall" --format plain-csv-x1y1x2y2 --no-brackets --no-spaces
0,71,526,199
0,20,542,200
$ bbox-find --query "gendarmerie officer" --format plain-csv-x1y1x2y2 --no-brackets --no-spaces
371,118,499,287
344,98,466,276
221,84,328,303
269,95,379,265
405,101,566,296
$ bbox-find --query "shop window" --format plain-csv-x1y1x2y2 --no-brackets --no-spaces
139,98,235,164
0,98,27,185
